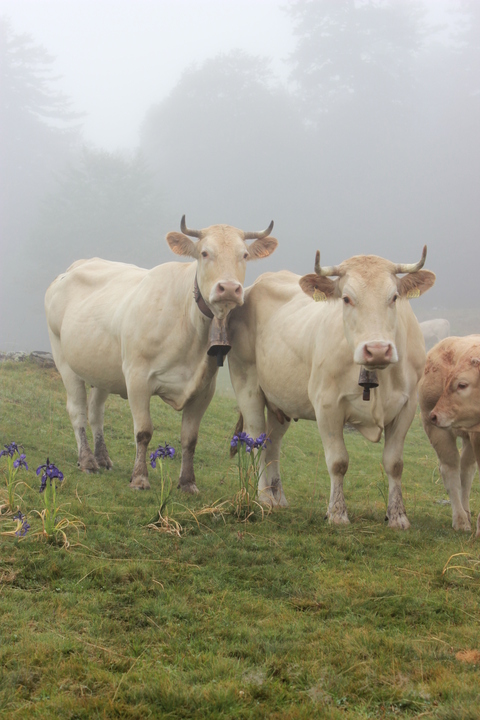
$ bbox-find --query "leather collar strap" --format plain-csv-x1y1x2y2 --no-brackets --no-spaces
194,274,214,319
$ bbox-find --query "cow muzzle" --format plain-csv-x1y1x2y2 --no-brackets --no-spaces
355,341,398,369
210,281,244,306
428,409,480,431
429,409,451,428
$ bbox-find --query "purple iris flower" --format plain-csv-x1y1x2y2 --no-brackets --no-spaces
253,433,271,450
13,453,28,470
13,511,30,537
36,459,64,493
150,443,176,468
230,432,257,452
231,432,271,451
0,442,23,458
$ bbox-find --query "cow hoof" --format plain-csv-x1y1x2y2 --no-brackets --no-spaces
387,514,410,530
258,491,288,509
78,461,100,473
130,477,151,490
178,482,199,495
452,518,471,532
264,479,288,508
327,511,350,525
96,458,114,470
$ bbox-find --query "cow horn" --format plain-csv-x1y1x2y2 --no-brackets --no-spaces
394,245,427,274
244,220,274,240
180,215,202,238
314,250,341,277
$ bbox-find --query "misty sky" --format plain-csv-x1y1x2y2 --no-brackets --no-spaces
0,0,295,150
0,0,458,151
0,0,478,352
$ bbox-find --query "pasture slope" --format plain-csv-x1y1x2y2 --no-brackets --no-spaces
1,360,479,720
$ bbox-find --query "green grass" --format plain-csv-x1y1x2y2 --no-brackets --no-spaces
1,361,479,719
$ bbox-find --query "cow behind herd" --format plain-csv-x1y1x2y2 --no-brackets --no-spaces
44,218,480,536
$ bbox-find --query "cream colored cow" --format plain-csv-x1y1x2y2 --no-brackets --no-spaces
419,335,480,535
419,318,450,347
45,217,277,491
228,248,435,528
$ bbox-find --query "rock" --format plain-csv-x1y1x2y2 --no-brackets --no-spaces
0,350,56,369
0,351,28,363
29,351,56,369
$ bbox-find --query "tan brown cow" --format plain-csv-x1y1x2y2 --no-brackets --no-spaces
228,248,435,528
45,217,277,491
419,335,480,535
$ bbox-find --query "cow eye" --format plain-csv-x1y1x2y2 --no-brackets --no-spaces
201,251,208,258
457,382,468,391
392,293,399,303
343,296,351,305
243,252,249,260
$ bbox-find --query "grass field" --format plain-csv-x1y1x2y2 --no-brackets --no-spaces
1,361,479,719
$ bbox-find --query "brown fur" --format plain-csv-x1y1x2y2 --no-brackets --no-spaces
419,336,480,531
230,413,244,458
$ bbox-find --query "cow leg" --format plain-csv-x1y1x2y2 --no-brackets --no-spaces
48,334,98,472
423,423,470,531
459,436,476,523
64,370,99,472
262,407,290,507
228,366,274,504
239,407,269,507
468,434,480,537
383,410,413,530
127,387,153,490
178,379,216,494
317,418,350,524
88,387,113,469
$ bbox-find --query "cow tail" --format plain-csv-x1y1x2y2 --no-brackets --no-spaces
230,413,244,458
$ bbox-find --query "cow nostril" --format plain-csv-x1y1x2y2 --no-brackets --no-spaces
364,343,392,363
235,285,241,295
430,412,437,425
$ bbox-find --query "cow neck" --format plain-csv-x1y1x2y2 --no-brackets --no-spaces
192,271,232,367
193,273,214,320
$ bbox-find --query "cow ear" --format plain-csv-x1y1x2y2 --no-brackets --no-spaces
299,274,338,301
166,232,198,258
247,236,278,260
398,270,436,299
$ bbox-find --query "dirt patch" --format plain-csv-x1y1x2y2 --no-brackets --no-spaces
455,649,480,665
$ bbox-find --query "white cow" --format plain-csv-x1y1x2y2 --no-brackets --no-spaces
419,319,450,347
228,248,435,528
419,335,480,535
45,217,277,491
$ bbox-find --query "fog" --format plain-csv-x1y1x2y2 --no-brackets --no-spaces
0,0,479,352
